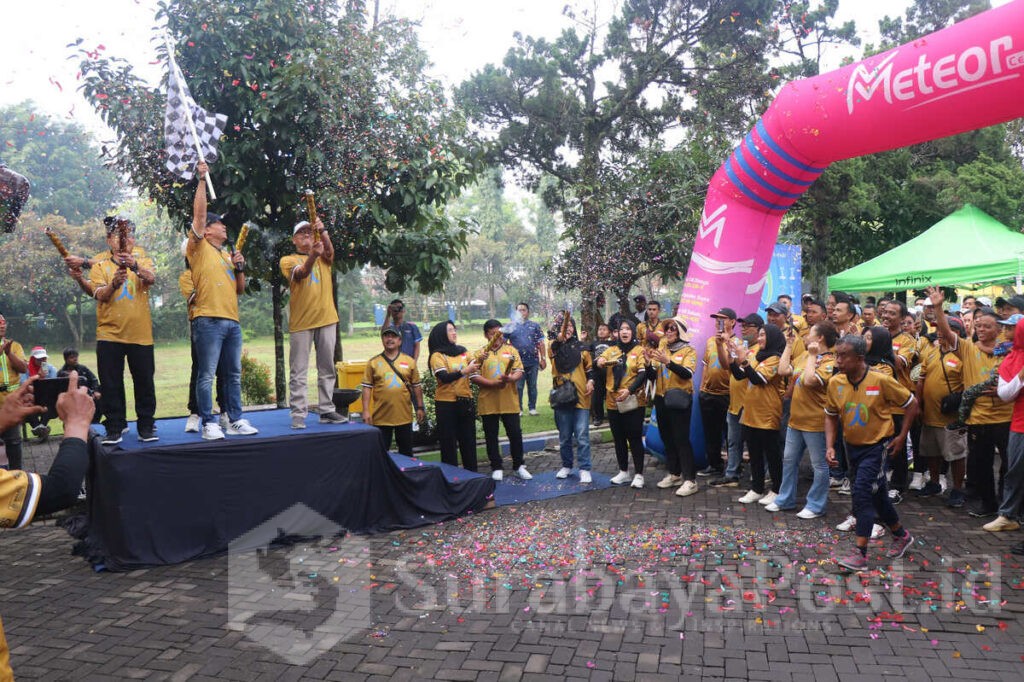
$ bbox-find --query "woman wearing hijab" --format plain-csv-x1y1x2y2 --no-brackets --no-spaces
649,317,699,496
993,317,1024,545
730,323,786,505
864,326,896,377
428,321,479,471
597,319,649,488
548,313,595,482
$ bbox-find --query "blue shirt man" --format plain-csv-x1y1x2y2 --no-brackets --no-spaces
388,299,422,361
507,302,546,415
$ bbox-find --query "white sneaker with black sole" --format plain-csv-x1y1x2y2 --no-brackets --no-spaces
228,419,259,436
556,467,573,479
610,471,631,485
202,423,226,441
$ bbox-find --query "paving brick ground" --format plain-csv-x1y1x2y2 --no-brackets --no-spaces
3,433,1024,680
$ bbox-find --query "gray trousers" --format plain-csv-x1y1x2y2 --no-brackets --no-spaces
289,323,338,417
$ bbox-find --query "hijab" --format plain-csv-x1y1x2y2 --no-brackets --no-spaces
755,323,786,362
550,312,583,374
865,325,896,371
427,320,466,357
612,319,639,388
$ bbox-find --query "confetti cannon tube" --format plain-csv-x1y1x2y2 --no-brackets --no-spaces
304,190,320,243
44,227,70,258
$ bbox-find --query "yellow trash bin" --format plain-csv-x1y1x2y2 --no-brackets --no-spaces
336,361,367,411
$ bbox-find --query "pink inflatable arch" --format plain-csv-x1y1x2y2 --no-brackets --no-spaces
677,0,1024,456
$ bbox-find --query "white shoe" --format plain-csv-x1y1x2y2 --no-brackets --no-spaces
630,474,644,489
657,474,683,489
836,515,856,531
610,471,631,485
556,467,573,479
185,414,201,433
515,466,532,480
796,508,823,519
492,469,503,481
764,502,780,512
219,412,230,430
202,423,226,441
738,490,764,504
939,474,949,493
871,524,886,539
579,470,592,484
837,479,852,495
675,480,698,497
909,472,926,490
227,418,259,435
528,409,538,416
758,491,778,506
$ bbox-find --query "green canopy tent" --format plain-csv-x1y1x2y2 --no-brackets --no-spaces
827,205,1024,293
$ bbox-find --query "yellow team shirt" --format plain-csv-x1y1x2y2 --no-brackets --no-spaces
701,336,731,395
362,352,420,426
600,345,648,410
952,336,1013,425
918,341,964,428
636,320,664,343
792,315,809,339
825,369,913,445
280,253,339,333
429,351,474,402
739,355,785,430
477,343,523,415
890,331,918,415
788,350,836,432
0,340,25,392
550,346,594,411
0,468,40,529
654,344,697,396
187,236,239,321
728,343,760,416
90,254,154,345
179,269,197,321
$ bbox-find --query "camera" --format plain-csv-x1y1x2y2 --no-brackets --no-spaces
32,377,89,420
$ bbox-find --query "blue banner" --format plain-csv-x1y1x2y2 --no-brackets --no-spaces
760,243,802,311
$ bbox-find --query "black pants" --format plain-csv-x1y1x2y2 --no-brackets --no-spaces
482,413,523,470
379,423,413,456
910,417,925,475
608,408,645,474
656,396,694,480
96,340,156,432
188,328,228,414
2,423,21,470
967,422,1010,511
744,425,782,494
890,414,909,492
699,392,729,472
591,380,606,421
436,399,477,471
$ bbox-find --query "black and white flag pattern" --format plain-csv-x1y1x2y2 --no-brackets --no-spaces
164,63,228,180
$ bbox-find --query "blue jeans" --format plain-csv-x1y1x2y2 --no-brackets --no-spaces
193,317,243,425
776,428,829,513
725,412,744,478
847,440,900,538
553,406,591,470
517,364,540,411
999,431,1024,519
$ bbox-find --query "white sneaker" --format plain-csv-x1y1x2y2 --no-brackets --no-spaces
516,465,532,480
871,524,886,539
492,469,503,481
630,474,644,489
185,414,201,433
758,491,778,506
764,502,781,512
939,474,949,493
738,490,764,504
657,474,683,489
909,472,926,490
610,471,631,485
202,422,226,441
556,467,573,479
836,515,856,532
227,419,259,435
675,480,698,497
219,412,230,430
837,479,852,495
528,409,538,416
579,470,592,484
796,508,823,519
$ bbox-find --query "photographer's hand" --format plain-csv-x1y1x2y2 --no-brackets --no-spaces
57,371,95,440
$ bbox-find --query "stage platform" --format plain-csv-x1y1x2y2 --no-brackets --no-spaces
85,410,495,571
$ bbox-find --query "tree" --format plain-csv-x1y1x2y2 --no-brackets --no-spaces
0,102,122,223
74,0,481,403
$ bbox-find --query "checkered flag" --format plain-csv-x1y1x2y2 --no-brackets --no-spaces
164,61,227,181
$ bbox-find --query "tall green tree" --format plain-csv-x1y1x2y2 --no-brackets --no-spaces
0,102,122,222
74,0,481,402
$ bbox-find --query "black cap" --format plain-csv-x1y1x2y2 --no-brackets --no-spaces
205,211,225,227
710,307,737,320
741,313,765,328
633,294,647,303
801,293,815,301
1008,295,1024,310
103,214,136,235
380,325,401,337
765,302,788,315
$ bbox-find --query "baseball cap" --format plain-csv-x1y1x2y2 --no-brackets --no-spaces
30,346,47,359
801,293,815,301
765,302,788,315
710,307,737,320
205,211,225,227
633,294,647,303
998,313,1024,326
999,295,1024,310
977,296,993,307
293,220,312,234
741,313,765,328
380,325,401,337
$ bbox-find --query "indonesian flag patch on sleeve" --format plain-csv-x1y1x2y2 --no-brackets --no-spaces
866,386,880,396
